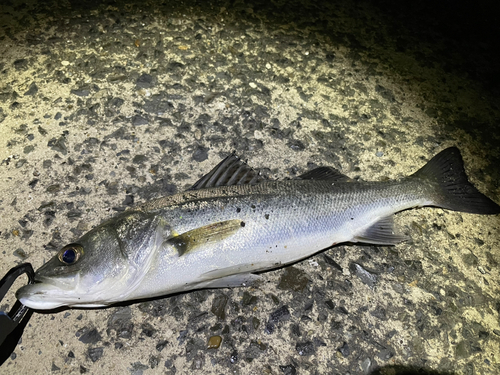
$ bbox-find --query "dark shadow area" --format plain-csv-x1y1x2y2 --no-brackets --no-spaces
371,365,456,375
370,0,500,93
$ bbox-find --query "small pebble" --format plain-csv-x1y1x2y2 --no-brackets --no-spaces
207,335,222,349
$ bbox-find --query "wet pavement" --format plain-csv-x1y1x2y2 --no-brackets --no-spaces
1,0,499,374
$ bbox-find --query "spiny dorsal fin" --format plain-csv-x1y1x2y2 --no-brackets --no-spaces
188,153,263,190
166,219,243,256
298,166,351,182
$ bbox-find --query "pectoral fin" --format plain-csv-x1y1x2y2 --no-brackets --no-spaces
166,219,243,256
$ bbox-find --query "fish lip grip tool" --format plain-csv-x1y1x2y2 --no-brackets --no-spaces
0,263,35,366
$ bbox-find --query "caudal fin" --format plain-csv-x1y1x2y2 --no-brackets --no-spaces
411,147,500,214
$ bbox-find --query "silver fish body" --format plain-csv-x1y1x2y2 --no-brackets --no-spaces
16,148,500,309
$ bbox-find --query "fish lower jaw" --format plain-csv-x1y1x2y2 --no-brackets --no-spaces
15,283,102,310
16,282,127,309
18,294,109,310
17,292,67,310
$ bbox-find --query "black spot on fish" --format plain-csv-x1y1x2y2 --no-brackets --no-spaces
251,204,256,209
265,214,269,220
241,221,246,227
236,207,241,213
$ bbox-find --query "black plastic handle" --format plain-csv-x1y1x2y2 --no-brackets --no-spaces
0,263,35,366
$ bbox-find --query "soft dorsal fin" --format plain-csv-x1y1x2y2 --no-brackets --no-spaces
188,153,263,190
298,166,351,182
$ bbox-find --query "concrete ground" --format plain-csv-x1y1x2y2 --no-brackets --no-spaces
1,0,499,374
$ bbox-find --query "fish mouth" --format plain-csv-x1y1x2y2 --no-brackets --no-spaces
16,282,72,310
15,272,82,310
16,274,113,310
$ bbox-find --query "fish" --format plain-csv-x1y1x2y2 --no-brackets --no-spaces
16,147,500,309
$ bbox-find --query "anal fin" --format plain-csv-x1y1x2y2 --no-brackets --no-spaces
353,215,408,245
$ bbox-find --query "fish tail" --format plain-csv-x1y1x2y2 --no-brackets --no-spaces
411,147,500,214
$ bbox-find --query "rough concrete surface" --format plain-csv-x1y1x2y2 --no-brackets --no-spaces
1,0,499,374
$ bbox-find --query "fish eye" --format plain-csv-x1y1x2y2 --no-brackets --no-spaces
58,244,84,265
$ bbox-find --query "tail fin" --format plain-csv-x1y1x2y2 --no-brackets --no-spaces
411,147,500,214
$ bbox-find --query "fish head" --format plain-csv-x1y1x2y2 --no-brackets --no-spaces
17,211,167,309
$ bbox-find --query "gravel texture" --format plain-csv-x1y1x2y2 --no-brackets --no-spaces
1,0,499,374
